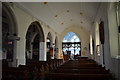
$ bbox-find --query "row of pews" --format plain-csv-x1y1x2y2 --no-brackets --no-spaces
2,58,113,80
46,59,113,80
2,59,63,80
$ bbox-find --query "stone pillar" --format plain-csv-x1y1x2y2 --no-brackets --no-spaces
16,37,26,66
0,2,2,79
39,42,46,61
11,41,17,67
90,35,93,58
100,45,104,66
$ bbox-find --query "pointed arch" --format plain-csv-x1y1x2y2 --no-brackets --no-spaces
25,21,45,62
46,32,53,60
26,21,45,42
63,32,80,42
62,32,81,60
2,3,18,34
47,32,53,47
2,3,18,67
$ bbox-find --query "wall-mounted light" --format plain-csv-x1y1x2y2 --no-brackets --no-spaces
47,39,50,42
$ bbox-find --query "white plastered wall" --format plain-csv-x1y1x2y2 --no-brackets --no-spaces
91,2,119,79
108,2,119,58
91,3,111,68
108,2,119,79
60,25,90,58
90,21,102,63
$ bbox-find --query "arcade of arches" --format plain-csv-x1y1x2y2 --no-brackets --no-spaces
0,2,120,80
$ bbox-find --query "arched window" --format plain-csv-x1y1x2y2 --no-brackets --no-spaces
63,32,80,42
62,32,81,57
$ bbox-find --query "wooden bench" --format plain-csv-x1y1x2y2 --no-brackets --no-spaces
46,59,112,80
46,73,112,80
19,59,64,79
52,68,109,74
2,67,29,80
57,66,105,70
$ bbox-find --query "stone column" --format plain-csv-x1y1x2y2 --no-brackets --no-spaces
16,37,26,66
39,42,46,61
100,45,104,66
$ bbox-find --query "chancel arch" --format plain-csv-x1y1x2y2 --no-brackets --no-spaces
2,3,18,67
25,21,45,63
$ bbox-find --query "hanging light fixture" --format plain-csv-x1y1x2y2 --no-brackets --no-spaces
80,2,83,16
44,2,48,5
80,12,83,16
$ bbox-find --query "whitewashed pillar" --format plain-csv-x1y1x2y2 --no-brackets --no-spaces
39,42,46,61
94,38,97,61
16,37,26,66
90,35,93,59
100,44,104,66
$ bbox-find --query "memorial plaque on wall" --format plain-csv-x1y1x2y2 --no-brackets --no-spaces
99,21,105,44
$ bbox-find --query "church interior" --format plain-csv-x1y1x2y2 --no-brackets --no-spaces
0,2,120,80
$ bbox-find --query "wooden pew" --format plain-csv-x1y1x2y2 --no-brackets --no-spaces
2,67,29,80
22,59,63,79
64,60,97,64
2,59,64,80
61,64,100,67
46,73,112,80
52,68,110,74
46,59,112,80
57,66,105,69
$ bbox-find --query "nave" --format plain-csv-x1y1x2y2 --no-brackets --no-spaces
0,2,120,80
2,58,113,80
